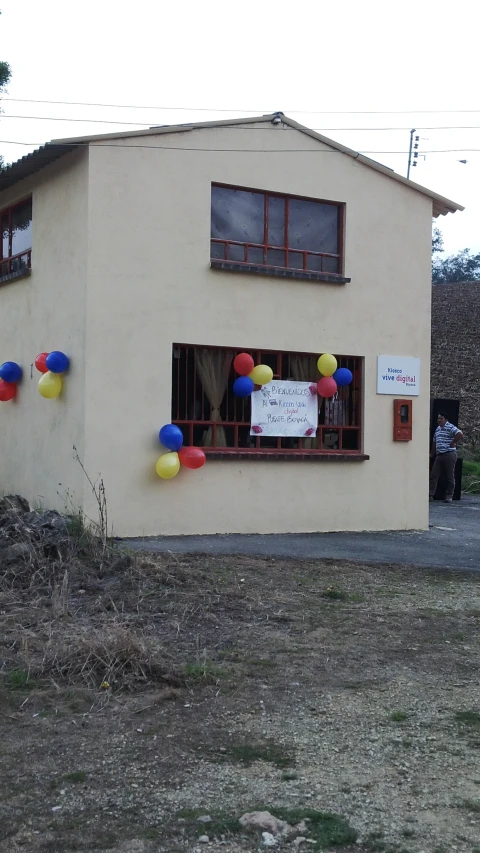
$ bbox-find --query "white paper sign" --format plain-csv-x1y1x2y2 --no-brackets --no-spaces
250,380,318,437
377,355,421,395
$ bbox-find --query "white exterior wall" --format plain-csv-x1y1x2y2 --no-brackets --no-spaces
78,124,433,536
0,151,88,512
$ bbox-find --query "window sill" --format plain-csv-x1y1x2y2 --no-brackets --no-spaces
204,450,369,461
0,267,32,287
210,260,350,285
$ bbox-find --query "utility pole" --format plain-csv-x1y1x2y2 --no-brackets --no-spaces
407,129,419,179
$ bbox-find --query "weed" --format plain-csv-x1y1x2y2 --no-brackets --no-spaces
247,658,277,669
216,741,295,769
72,446,109,555
389,711,408,722
269,807,357,847
184,662,228,682
455,710,480,728
175,809,242,836
459,798,480,812
140,827,161,840
4,669,36,690
463,459,480,495
63,771,87,784
324,587,348,601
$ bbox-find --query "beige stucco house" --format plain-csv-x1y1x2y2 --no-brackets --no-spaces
0,114,462,537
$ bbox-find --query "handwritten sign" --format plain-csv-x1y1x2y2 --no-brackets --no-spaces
250,380,318,437
377,355,421,395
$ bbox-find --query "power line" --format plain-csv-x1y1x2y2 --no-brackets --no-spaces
3,97,480,115
2,114,480,131
0,139,479,154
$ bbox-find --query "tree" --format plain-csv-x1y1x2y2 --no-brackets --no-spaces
432,248,480,284
432,224,444,255
431,221,480,284
0,10,11,171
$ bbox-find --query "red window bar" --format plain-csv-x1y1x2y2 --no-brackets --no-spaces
171,344,363,456
1,197,32,278
211,184,343,276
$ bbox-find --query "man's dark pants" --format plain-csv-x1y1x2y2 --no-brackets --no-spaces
429,451,457,499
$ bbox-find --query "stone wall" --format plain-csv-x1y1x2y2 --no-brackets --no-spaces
431,281,480,450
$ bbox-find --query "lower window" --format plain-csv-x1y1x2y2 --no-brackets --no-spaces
171,345,363,456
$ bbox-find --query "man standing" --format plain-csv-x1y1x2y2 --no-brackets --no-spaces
430,412,463,503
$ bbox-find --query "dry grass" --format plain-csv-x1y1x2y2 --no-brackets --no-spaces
3,514,480,853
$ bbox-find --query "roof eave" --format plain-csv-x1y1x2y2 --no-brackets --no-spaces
279,116,464,217
1,113,464,216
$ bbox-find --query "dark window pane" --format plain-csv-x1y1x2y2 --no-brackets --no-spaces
288,251,304,270
267,249,286,267
1,213,9,259
323,255,340,274
341,429,360,451
247,246,265,265
1,261,9,277
288,199,338,254
227,243,246,262
258,435,280,449
258,352,278,373
10,255,29,273
211,240,225,259
267,196,285,245
306,254,324,272
211,186,264,244
215,425,235,448
280,437,300,449
238,425,256,448
322,429,340,450
11,200,32,257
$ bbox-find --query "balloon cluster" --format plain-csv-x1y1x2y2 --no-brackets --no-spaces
316,353,353,398
35,351,70,399
155,424,206,480
0,361,23,402
232,353,274,398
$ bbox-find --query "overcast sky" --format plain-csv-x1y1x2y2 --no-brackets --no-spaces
1,0,478,254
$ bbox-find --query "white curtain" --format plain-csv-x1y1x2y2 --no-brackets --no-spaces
195,349,233,447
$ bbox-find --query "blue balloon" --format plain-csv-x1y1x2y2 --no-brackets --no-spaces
159,423,184,451
333,367,353,387
46,351,70,374
0,361,22,383
233,376,254,398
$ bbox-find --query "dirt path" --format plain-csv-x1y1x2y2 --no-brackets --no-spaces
2,554,480,853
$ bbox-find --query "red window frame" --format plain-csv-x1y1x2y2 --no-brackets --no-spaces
172,344,363,458
1,197,32,278
211,184,344,277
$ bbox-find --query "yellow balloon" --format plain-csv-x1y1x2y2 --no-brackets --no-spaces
317,353,337,377
38,371,62,399
155,452,180,480
249,364,274,386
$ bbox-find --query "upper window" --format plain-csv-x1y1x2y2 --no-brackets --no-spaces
1,198,32,280
172,344,363,458
211,184,344,279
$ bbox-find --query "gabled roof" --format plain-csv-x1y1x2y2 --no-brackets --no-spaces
0,113,463,217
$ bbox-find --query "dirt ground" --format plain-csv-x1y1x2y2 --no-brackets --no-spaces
2,548,480,853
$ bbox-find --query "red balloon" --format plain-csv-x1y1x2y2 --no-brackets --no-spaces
178,446,206,470
233,352,254,376
35,352,49,374
0,380,17,402
317,377,338,398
